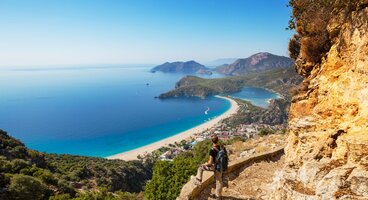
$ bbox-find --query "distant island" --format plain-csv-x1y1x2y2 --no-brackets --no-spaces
151,60,212,75
216,52,294,76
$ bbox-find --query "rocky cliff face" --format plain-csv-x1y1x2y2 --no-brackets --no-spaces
273,1,368,199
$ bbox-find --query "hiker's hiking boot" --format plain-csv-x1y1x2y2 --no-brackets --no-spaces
223,176,229,188
190,175,201,186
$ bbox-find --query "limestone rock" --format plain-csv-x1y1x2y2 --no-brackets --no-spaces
273,2,368,199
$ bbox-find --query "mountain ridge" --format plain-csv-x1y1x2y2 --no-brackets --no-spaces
216,52,294,76
205,58,238,67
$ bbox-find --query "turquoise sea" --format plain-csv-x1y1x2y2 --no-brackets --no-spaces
231,87,280,108
0,66,277,157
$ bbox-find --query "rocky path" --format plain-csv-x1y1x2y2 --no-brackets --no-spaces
195,154,284,200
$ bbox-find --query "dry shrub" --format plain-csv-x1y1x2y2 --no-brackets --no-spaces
255,145,270,153
289,0,333,64
231,141,245,152
288,34,300,60
300,34,330,63
288,0,364,66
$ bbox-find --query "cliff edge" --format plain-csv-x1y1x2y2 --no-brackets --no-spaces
273,1,368,199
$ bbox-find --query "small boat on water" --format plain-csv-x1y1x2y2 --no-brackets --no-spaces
204,106,210,115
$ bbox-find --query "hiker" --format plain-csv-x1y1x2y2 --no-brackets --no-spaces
191,135,228,200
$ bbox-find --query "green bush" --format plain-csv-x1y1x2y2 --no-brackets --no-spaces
0,173,6,187
9,146,28,160
145,140,212,200
28,150,47,168
259,128,275,136
9,174,48,200
10,159,31,173
33,169,58,185
74,187,138,200
56,179,76,196
49,193,71,200
0,158,12,173
144,161,173,200
19,164,39,176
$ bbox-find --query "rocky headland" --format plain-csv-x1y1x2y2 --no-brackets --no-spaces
159,67,303,100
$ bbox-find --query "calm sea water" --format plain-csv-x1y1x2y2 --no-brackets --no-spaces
0,66,277,157
231,87,280,108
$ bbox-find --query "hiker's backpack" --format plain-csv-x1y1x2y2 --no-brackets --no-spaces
214,146,228,173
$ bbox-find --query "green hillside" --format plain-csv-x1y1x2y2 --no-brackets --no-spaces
159,67,303,100
0,130,152,200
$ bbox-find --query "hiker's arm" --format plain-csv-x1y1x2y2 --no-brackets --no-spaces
206,155,214,166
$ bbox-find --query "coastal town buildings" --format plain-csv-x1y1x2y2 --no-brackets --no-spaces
156,119,286,161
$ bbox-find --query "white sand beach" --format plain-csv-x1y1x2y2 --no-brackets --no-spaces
107,96,239,161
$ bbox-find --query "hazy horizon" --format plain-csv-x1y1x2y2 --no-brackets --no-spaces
0,0,293,67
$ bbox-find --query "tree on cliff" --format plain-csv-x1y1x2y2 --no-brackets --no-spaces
145,140,213,200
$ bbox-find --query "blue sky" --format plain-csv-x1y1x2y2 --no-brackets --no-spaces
0,0,293,66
